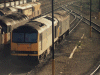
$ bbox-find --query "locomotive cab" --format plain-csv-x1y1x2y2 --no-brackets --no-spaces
11,25,39,56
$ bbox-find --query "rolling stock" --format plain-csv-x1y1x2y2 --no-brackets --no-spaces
0,0,37,8
0,2,41,45
0,2,41,19
13,2,41,19
0,12,29,44
11,9,70,61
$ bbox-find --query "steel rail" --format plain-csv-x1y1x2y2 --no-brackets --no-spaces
8,1,80,75
82,17,100,33
69,18,82,34
66,3,100,33
26,2,81,75
41,1,77,16
90,65,100,75
62,6,83,34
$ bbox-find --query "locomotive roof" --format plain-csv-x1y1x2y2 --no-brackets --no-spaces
12,24,38,33
13,21,43,33
48,10,69,21
54,10,68,16
34,15,58,33
0,12,28,26
0,7,17,15
13,15,58,33
15,2,41,10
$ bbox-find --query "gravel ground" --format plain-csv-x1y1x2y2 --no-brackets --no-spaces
29,21,100,75
0,1,100,75
67,3,100,26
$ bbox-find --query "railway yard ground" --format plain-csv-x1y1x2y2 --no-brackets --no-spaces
28,15,100,75
0,0,100,75
67,2,100,25
0,14,99,75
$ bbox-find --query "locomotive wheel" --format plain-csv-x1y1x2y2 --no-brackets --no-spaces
58,37,61,43
38,53,45,63
44,50,47,59
55,41,58,47
38,55,43,63
56,41,58,45
63,34,66,39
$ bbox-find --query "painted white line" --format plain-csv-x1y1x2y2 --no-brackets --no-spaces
69,46,77,59
81,34,84,39
90,65,100,75
69,34,84,59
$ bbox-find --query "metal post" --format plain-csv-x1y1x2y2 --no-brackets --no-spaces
99,0,100,12
19,0,20,5
4,0,6,8
9,0,11,6
80,0,82,11
90,0,92,37
14,0,16,6
52,0,55,75
99,0,100,19
23,0,24,4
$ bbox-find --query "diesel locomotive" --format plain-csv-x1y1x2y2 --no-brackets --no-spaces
0,12,29,44
0,2,41,45
11,9,70,61
0,2,41,19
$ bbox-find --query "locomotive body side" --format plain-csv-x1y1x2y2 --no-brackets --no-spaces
35,16,58,56
54,10,70,37
0,2,41,19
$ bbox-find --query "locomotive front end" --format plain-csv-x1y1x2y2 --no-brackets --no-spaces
11,25,39,57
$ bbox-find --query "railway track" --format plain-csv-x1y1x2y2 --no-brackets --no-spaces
41,0,76,15
41,0,82,34
69,11,82,33
90,65,100,75
40,0,81,34
71,5,100,33
66,2,100,33
82,17,100,33
9,2,82,75
25,5,84,75
62,5,83,34
65,3,100,75
0,1,87,75
26,1,100,75
70,18,81,33
6,1,78,75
